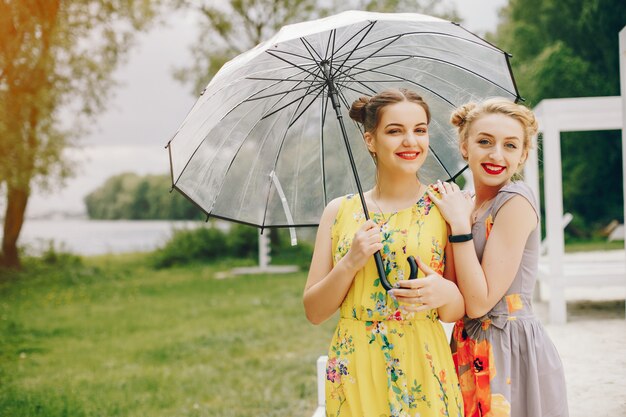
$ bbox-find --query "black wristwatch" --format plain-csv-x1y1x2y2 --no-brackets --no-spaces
448,233,473,243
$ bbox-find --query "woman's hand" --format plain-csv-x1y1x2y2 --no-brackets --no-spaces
428,180,473,233
390,256,460,313
343,219,383,271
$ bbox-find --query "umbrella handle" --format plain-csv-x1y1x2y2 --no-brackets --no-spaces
374,251,394,291
407,256,418,280
375,253,418,291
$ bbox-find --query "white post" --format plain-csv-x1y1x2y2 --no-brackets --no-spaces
524,133,541,203
312,355,328,417
542,117,567,324
619,26,626,314
524,131,542,301
258,230,270,269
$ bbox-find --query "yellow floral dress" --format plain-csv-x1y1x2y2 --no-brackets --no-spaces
326,188,464,417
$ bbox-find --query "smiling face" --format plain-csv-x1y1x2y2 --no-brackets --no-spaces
462,113,528,188
364,101,429,177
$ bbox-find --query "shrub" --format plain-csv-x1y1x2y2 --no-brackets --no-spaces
151,226,227,268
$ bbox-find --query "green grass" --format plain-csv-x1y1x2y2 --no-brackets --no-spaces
564,239,624,253
0,254,335,416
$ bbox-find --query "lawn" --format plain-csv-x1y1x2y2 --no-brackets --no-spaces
0,254,335,417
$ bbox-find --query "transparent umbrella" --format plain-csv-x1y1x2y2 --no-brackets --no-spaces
166,10,519,290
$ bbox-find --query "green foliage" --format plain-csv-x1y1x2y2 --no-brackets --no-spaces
494,0,626,231
84,172,203,220
150,225,231,268
0,0,170,267
150,224,313,269
0,254,334,416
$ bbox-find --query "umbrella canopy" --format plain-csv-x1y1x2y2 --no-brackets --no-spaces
167,10,519,230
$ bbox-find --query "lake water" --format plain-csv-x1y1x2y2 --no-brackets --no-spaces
13,219,208,256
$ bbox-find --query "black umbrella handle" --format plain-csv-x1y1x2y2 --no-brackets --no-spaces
373,251,393,291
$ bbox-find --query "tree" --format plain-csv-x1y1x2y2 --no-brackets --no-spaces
175,0,459,94
493,0,626,234
0,0,167,268
84,173,203,220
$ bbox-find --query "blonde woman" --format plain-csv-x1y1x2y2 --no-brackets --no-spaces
430,98,568,417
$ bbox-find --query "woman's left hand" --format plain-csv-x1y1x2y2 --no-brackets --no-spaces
390,256,459,312
428,180,473,232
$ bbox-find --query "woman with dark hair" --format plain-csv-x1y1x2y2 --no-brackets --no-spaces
303,88,465,417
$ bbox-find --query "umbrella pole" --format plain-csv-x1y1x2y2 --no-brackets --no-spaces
323,64,393,292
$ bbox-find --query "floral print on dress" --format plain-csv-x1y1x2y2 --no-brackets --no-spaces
325,187,464,417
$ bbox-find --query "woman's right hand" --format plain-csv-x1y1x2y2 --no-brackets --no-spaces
343,219,383,271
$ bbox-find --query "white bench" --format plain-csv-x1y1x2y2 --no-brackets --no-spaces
312,355,328,417
537,250,626,321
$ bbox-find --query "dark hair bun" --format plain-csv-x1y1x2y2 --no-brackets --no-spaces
349,96,370,124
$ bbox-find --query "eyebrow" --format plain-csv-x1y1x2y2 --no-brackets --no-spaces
477,132,521,141
384,122,428,128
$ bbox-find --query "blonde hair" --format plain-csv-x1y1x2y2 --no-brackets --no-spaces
451,98,538,161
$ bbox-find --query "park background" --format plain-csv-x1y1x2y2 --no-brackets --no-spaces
1,0,625,416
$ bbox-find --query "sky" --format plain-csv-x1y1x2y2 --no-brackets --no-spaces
25,0,508,217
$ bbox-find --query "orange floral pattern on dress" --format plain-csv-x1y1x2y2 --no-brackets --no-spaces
485,214,494,239
505,294,523,314
452,320,497,417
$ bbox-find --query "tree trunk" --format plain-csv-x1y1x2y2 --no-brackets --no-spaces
1,186,29,269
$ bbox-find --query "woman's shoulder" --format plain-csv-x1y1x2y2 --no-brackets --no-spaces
494,181,539,220
323,194,357,222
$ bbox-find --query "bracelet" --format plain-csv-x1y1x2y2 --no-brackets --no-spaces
448,233,473,243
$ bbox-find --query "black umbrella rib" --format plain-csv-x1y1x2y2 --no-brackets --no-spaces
266,50,324,82
427,143,453,179
336,56,412,78
354,68,455,107
246,68,317,101
324,28,336,62
261,82,326,120
269,48,321,64
247,77,320,82
332,21,377,78
246,83,324,102
333,34,403,79
288,85,327,128
345,54,517,97
334,79,376,97
332,31,502,62
300,37,325,64
330,21,375,57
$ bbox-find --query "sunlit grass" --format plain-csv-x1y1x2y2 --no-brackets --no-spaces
0,255,335,416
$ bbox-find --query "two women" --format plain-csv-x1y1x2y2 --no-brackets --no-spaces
304,89,568,417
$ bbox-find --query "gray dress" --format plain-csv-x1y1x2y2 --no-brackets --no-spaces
450,182,569,417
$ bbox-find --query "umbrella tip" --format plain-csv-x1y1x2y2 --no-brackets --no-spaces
199,88,206,96
451,21,460,26
205,214,210,222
